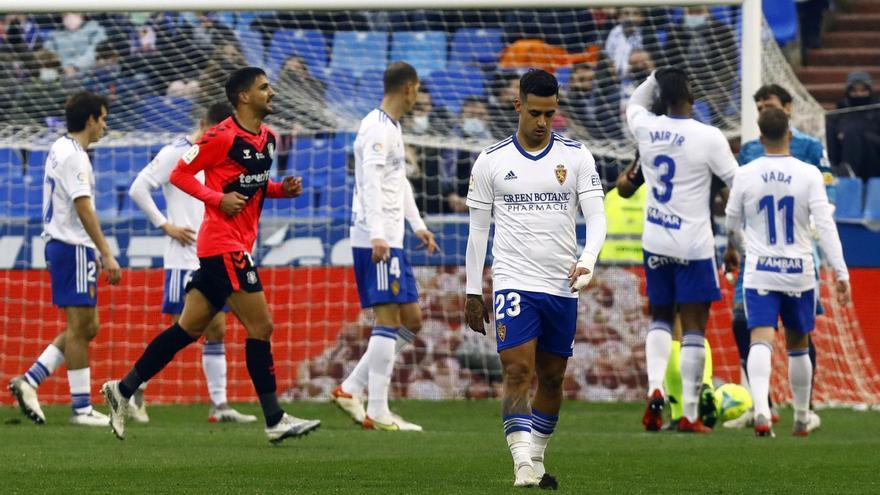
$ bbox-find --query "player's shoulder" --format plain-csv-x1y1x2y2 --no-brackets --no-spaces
197,117,235,146
50,135,89,166
481,134,515,156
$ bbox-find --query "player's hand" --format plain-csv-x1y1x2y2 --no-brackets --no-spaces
220,191,247,215
280,176,303,198
161,223,197,246
371,238,390,263
836,279,852,306
415,229,439,255
568,262,593,292
103,254,122,285
465,294,490,335
723,246,740,274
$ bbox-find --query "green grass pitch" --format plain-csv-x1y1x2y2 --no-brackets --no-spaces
2,401,878,494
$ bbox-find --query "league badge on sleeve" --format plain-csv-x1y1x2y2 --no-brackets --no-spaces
182,144,200,164
555,164,567,185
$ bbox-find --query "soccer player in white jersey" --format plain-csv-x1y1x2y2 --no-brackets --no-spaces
8,92,121,426
465,69,607,488
330,61,438,431
626,68,738,433
725,108,850,437
127,102,256,424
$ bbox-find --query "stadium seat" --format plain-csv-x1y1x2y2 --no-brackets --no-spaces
450,28,503,66
325,69,363,118
428,65,486,115
6,177,43,219
288,135,349,187
92,146,155,188
329,31,389,79
763,0,798,46
267,29,328,79
834,177,864,222
357,69,386,113
94,174,117,217
237,27,266,69
316,172,353,219
391,31,447,76
864,178,880,222
0,148,23,177
138,96,193,133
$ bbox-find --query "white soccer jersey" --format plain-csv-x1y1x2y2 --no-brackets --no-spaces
351,108,423,248
726,155,848,292
134,136,203,270
42,135,96,248
466,133,604,298
626,107,738,260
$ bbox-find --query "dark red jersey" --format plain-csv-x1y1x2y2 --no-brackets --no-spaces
170,116,288,258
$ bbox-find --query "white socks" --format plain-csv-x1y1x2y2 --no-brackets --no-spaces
68,367,92,415
506,430,532,469
680,332,706,422
365,326,398,419
747,342,773,420
341,326,415,398
25,344,65,388
788,350,813,423
645,322,673,396
202,341,228,406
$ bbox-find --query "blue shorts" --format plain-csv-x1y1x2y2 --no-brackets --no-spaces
733,254,824,315
45,240,97,307
493,289,578,358
744,288,816,333
643,250,721,307
352,247,418,308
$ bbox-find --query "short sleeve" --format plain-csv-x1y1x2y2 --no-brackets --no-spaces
576,147,604,201
359,121,390,167
466,152,493,211
706,128,738,186
59,152,93,201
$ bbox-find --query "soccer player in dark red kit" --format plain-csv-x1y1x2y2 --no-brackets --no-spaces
102,67,320,444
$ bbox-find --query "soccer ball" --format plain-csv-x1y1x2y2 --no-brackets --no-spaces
713,383,752,422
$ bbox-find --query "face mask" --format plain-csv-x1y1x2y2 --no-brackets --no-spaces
39,68,59,82
412,115,429,133
462,118,486,137
683,14,708,28
63,14,84,31
629,70,649,84
848,96,872,107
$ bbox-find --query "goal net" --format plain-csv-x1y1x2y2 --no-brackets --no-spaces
1,5,878,408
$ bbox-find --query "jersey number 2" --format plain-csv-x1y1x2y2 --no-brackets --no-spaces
758,195,795,245
495,292,522,320
651,155,675,203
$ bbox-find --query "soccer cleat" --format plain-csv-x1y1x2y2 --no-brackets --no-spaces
754,414,775,437
698,384,718,428
8,375,45,425
70,409,111,427
330,385,366,425
265,413,321,444
770,405,780,424
513,463,540,488
531,456,546,478
663,418,681,431
363,413,423,432
792,419,809,437
127,391,150,424
723,408,754,429
101,380,127,440
806,410,821,432
677,416,713,433
208,405,258,423
642,389,665,431
539,473,559,491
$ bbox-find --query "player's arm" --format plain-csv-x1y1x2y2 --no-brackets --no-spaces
464,152,493,334
616,152,644,199
403,178,438,255
169,133,245,215
724,169,746,269
266,176,303,199
707,129,739,189
571,150,607,291
360,125,391,262
808,168,851,304
129,148,196,246
625,70,658,133
62,156,121,285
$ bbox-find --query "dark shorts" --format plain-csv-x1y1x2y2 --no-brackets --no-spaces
185,251,263,311
164,268,229,315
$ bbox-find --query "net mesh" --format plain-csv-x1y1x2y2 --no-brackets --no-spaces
0,6,877,408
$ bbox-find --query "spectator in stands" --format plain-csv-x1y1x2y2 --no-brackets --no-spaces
43,13,107,77
663,6,738,126
193,39,247,116
402,85,448,215
488,72,520,139
603,7,658,80
562,56,624,140
82,41,122,102
1,15,39,80
402,84,450,136
441,96,492,213
828,71,880,181
189,12,236,56
8,50,78,126
273,54,332,132
797,0,829,51
618,48,654,112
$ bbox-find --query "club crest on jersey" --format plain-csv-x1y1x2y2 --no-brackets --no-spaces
391,279,400,296
246,271,257,285
497,323,506,342
555,164,567,185
267,143,275,159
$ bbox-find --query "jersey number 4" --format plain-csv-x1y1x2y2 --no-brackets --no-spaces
758,195,795,245
651,155,675,203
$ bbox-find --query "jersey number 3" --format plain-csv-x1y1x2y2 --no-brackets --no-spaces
651,155,675,203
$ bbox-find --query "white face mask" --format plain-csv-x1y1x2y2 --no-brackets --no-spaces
412,114,429,133
683,14,708,28
462,117,486,136
39,68,59,82
63,13,84,32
